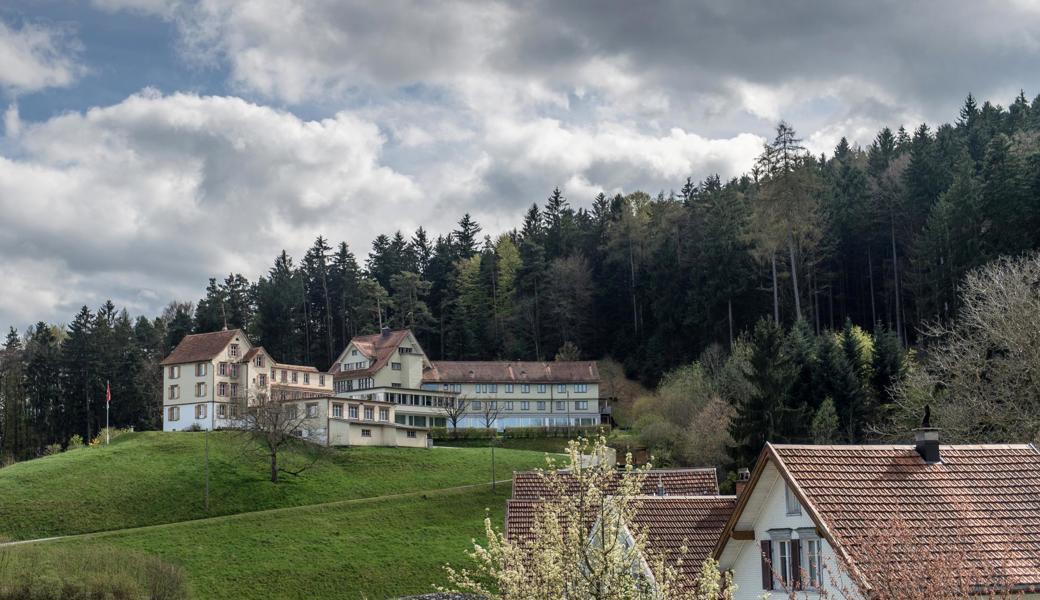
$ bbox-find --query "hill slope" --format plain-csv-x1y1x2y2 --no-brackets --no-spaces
0,431,550,540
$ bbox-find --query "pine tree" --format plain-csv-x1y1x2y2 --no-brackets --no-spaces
811,397,840,444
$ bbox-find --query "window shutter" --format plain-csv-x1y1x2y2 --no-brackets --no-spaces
790,539,802,589
761,540,773,590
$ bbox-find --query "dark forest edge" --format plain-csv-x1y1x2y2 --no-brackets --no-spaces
3,91,1040,463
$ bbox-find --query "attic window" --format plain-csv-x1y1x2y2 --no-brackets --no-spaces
784,484,801,516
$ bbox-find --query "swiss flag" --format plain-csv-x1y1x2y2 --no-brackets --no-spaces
106,381,111,406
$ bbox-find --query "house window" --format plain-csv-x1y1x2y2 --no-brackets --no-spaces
576,400,588,410
379,408,389,421
505,384,514,393
364,406,374,421
231,363,239,377
521,384,530,393
258,374,267,387
254,355,264,368
537,384,547,393
217,403,227,419
281,370,288,383
332,403,343,418
537,401,546,410
349,405,359,419
230,383,239,398
521,401,529,410
229,343,239,358
557,384,566,393
391,383,401,388
775,540,793,587
391,362,402,371
286,405,298,420
806,539,823,588
168,365,180,379
574,383,588,393
229,403,238,419
361,428,372,438
306,403,318,418
195,404,207,419
472,400,482,410
504,401,513,410
319,374,326,386
167,406,179,421
556,401,565,411
785,484,802,516
292,371,299,384
196,363,207,376
407,430,417,438
168,384,180,399
351,350,359,356
219,362,228,376
218,382,228,397
196,382,207,397
303,373,310,385
399,346,413,354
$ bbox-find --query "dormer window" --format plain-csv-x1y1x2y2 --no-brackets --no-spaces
229,344,239,358
398,347,413,354
351,350,358,356
785,484,802,516
255,355,265,368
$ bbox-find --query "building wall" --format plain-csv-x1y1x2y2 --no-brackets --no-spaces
422,381,601,429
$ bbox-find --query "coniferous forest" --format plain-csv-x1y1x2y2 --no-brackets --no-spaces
3,92,1040,463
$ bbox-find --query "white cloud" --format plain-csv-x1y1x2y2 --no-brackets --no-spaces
0,19,83,94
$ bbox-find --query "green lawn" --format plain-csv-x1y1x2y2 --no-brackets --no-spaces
436,437,571,453
0,431,548,540
5,484,508,600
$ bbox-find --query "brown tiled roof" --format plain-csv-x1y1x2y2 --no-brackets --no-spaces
737,443,1040,588
424,361,599,383
512,468,719,501
331,329,411,379
274,363,320,373
241,346,265,362
161,329,243,365
631,496,737,584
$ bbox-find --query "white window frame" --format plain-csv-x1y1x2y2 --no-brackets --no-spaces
195,382,207,397
196,362,207,376
168,384,180,400
574,383,588,393
556,383,566,393
537,384,547,393
229,343,239,358
168,365,180,379
806,538,823,589
349,405,359,419
576,400,588,410
168,406,179,421
521,401,530,410
776,540,793,587
195,403,207,419
332,403,343,418
521,384,530,393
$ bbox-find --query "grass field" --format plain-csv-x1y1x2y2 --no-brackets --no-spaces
0,431,552,540
435,437,571,453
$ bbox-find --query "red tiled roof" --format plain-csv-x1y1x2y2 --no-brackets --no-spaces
512,468,719,501
424,361,599,383
752,443,1040,588
241,346,265,362
331,329,411,379
161,329,243,365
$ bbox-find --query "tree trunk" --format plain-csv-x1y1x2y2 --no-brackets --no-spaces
889,215,904,345
629,243,638,334
788,234,802,321
867,247,877,326
771,253,780,323
270,451,279,484
727,299,734,350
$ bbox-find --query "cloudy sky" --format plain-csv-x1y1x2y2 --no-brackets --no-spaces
1,0,1039,331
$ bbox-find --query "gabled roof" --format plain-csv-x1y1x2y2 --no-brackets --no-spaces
512,468,719,501
715,442,1040,589
161,329,244,365
424,361,599,383
331,329,416,379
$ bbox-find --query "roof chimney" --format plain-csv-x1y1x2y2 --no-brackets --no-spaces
914,404,941,464
381,326,391,338
656,474,666,497
735,467,751,497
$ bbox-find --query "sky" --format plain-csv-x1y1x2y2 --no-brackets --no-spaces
1,0,1039,332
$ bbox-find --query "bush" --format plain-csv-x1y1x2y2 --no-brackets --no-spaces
90,427,132,447
42,444,63,456
66,435,85,450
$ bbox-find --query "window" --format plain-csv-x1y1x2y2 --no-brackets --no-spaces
537,384,547,393
196,363,207,376
219,362,228,376
217,403,227,419
195,404,207,419
521,384,530,394
258,374,267,387
489,401,498,409
168,365,180,379
391,362,402,371
379,408,389,421
218,382,228,397
286,405,298,420
306,403,318,418
168,384,180,400
255,355,265,368
398,346,413,354
521,401,530,410
291,371,298,384
167,406,179,421
319,374,326,386
556,401,566,411
472,400,482,410
504,401,514,410
407,430,417,438
785,484,802,516
364,406,374,421
281,370,287,383
349,405,359,419
537,401,546,410
574,383,588,393
303,373,310,384
806,539,823,588
575,400,588,410
332,403,343,418
229,343,239,358
505,384,514,393
195,382,207,397
229,403,238,419
230,383,239,398
391,383,402,388
231,363,239,377
557,384,566,393
351,349,359,356
361,428,372,438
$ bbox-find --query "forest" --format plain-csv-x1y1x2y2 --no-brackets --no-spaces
3,91,1040,462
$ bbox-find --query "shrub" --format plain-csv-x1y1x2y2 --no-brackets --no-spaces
90,427,132,447
66,435,85,450
42,444,64,456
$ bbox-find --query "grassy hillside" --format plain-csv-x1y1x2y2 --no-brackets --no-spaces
0,431,551,540
49,484,508,599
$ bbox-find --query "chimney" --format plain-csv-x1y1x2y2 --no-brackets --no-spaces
914,427,941,463
735,467,750,497
381,326,391,338
656,474,666,497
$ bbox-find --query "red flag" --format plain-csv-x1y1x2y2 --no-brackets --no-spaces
106,381,111,406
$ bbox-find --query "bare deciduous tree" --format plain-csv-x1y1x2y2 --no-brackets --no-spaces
440,397,468,434
233,390,324,483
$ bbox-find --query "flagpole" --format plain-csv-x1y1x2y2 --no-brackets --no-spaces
106,380,111,445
